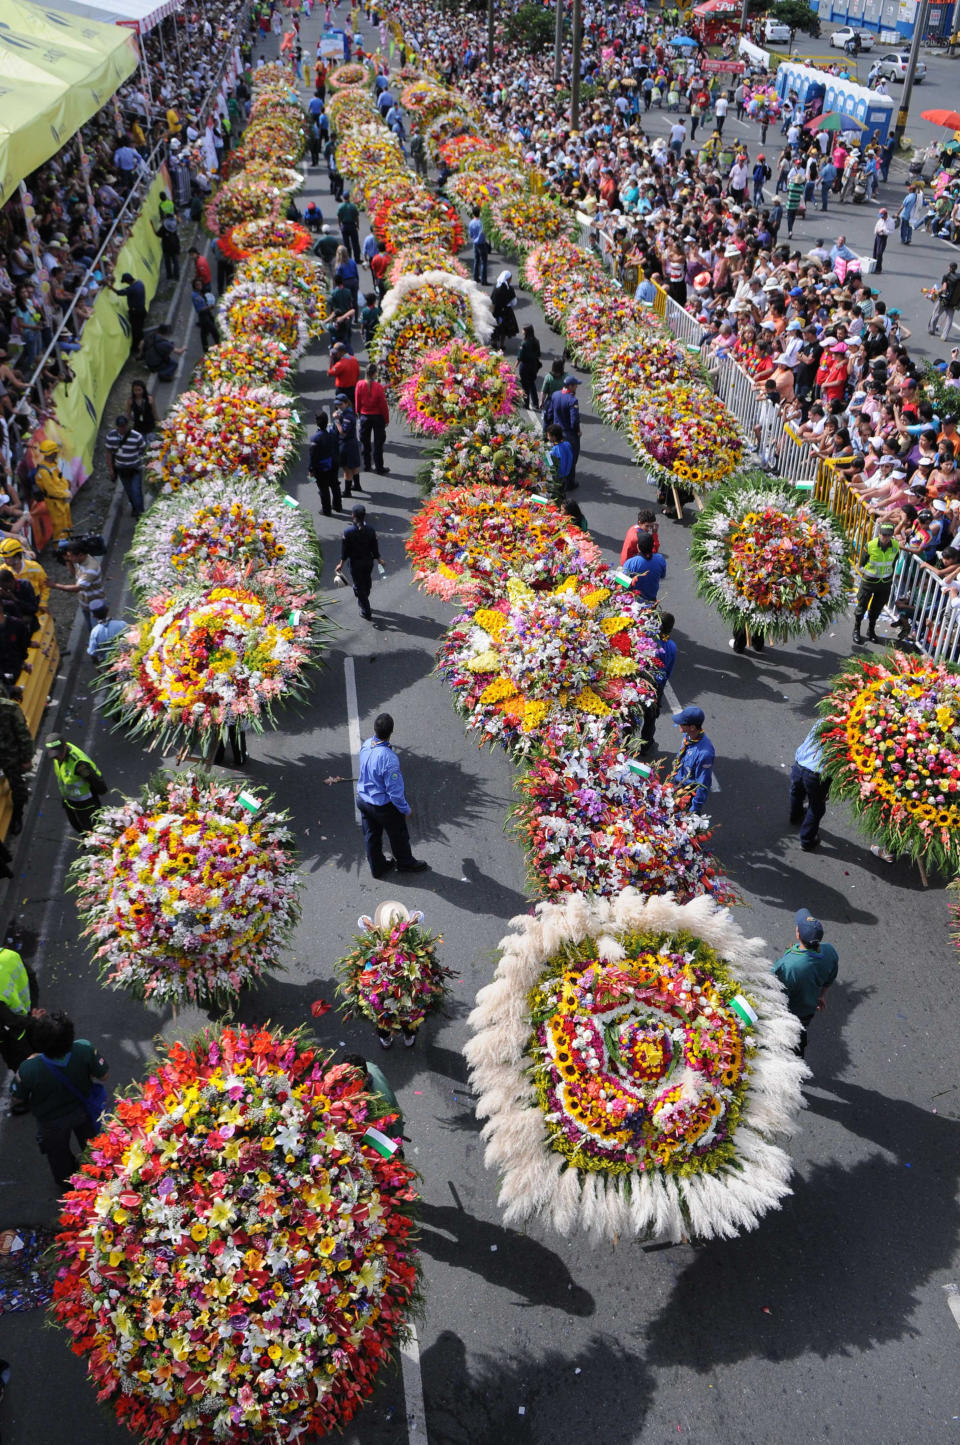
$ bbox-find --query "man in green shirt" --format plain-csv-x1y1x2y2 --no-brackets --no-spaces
345,1054,404,1137
13,1010,108,1187
772,909,839,1060
337,196,361,263
785,164,806,238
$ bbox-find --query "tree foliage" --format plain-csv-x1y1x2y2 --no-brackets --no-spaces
504,2,559,52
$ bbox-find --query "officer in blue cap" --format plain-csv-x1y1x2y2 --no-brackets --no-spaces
668,705,715,813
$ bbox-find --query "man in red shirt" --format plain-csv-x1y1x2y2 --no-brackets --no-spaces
329,344,360,406
354,362,391,475
369,242,390,298
188,247,212,292
620,507,660,563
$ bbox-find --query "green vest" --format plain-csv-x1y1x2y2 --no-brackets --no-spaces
0,948,30,1017
53,744,99,804
863,537,899,582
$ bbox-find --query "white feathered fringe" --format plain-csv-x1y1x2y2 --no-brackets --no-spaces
463,889,809,1246
378,270,495,343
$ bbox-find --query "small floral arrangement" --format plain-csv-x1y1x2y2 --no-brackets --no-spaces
521,240,610,326
219,218,313,263
108,581,328,745
235,249,328,337
437,574,660,755
592,333,691,425
219,281,310,359
327,61,372,90
50,1026,419,1443
484,195,577,259
819,652,960,871
203,171,290,235
398,339,518,437
371,191,464,256
691,477,851,640
424,109,479,162
512,730,736,902
446,169,519,212
564,298,661,370
146,384,300,491
628,384,744,492
416,415,554,495
194,335,296,389
127,476,320,597
388,246,469,285
407,483,601,601
70,773,300,1007
336,915,451,1036
464,892,807,1242
438,134,506,170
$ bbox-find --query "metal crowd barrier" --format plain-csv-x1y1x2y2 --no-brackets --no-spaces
890,551,960,664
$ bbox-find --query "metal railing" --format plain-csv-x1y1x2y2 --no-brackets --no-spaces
661,292,705,351
890,551,960,664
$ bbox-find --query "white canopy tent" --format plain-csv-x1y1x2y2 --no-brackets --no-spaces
39,0,180,34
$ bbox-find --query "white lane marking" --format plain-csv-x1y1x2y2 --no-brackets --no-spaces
399,1321,428,1437
344,655,362,822
945,1283,960,1331
663,682,721,792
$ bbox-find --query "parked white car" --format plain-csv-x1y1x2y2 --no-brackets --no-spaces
875,51,927,81
829,26,875,50
763,17,792,42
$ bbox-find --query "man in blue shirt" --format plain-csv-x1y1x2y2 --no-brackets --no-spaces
789,725,829,852
551,377,581,488
546,424,573,494
87,603,127,664
467,207,489,284
356,713,429,878
622,532,666,601
669,705,715,813
772,909,839,1059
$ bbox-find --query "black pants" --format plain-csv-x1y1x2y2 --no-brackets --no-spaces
563,429,580,486
214,725,247,767
732,626,764,653
162,249,179,280
198,312,220,351
359,413,386,471
39,1108,94,1189
872,231,888,272
129,309,146,352
789,763,829,848
63,798,100,834
348,562,373,618
854,578,891,633
1,762,27,816
473,244,489,284
341,223,360,262
314,468,342,515
358,799,417,873
795,1012,815,1059
519,366,540,409
217,259,235,294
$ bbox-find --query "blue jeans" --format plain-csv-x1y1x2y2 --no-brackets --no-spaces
900,217,912,244
117,467,144,516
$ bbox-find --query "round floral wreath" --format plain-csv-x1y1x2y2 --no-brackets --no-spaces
690,477,851,639
397,339,518,437
146,384,300,492
379,271,494,343
416,415,554,496
371,192,464,256
628,384,744,492
564,297,661,371
483,195,576,258
406,483,602,602
437,574,660,754
235,249,328,337
464,891,807,1242
819,652,960,871
71,772,301,1007
51,1027,419,1444
388,246,469,286
592,333,692,427
219,281,310,359
219,219,313,263
371,306,466,395
335,917,451,1034
193,336,296,390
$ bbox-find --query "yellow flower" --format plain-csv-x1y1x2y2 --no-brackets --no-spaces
319,1236,336,1256
479,677,518,704
466,650,500,672
190,1223,208,1242
599,615,631,635
474,607,508,635
575,686,611,716
582,587,611,610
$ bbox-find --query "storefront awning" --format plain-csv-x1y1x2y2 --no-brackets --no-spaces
39,0,180,36
0,0,139,202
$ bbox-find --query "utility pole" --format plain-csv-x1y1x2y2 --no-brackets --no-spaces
571,0,582,129
553,0,563,83
487,0,495,65
893,0,932,145
739,0,750,34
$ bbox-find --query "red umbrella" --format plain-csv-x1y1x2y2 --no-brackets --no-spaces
921,109,960,129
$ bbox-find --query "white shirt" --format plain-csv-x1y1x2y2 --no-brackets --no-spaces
715,96,728,116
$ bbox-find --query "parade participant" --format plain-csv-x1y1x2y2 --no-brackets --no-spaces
355,363,391,475
789,724,830,852
335,503,382,621
772,909,839,1059
86,603,127,665
12,1010,109,1189
355,712,428,877
33,440,72,540
43,735,107,833
309,410,342,516
669,705,715,813
552,376,582,488
853,522,899,645
622,531,666,601
620,508,660,562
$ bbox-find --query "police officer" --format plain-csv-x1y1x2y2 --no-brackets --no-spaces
44,735,107,833
551,376,582,489
335,504,383,621
669,705,715,814
0,942,36,1100
853,521,899,646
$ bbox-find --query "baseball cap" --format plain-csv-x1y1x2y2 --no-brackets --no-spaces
563,374,580,386
90,602,109,620
879,521,896,533
673,705,705,727
44,734,65,751
795,908,824,946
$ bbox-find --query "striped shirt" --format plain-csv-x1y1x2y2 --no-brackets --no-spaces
786,174,805,211
105,426,146,472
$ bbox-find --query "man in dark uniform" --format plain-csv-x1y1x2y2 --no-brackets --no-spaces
551,375,582,488
0,603,29,684
309,411,341,515
110,272,147,355
335,504,382,621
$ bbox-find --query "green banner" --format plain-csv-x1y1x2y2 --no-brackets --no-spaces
50,169,167,478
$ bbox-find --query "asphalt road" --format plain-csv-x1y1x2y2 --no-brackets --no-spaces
0,24,958,1445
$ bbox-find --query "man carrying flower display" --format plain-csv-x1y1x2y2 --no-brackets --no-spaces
853,522,900,647
669,706,715,814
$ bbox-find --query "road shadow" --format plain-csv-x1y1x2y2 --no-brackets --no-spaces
420,1327,653,1445
644,1077,960,1372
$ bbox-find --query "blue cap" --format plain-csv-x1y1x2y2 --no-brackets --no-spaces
673,705,705,727
563,374,580,386
795,908,824,946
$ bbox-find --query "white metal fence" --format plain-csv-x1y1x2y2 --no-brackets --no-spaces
890,551,960,664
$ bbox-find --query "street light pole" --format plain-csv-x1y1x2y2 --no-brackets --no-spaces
893,0,932,145
553,0,563,83
487,0,495,66
571,0,582,128
739,0,750,34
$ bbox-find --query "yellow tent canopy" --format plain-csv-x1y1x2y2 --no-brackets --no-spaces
0,0,139,203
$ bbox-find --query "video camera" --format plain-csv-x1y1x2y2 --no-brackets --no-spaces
54,532,107,563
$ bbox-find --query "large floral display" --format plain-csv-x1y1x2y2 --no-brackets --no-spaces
336,912,451,1040
819,652,960,872
370,191,464,255
592,333,691,423
464,892,806,1242
235,250,328,337
371,307,466,395
70,773,300,1007
51,1027,419,1442
563,297,660,370
397,340,518,436
407,483,601,601
147,385,300,491
512,733,735,902
483,195,576,257
108,582,327,744
194,335,297,390
388,246,469,285
379,271,494,342
416,415,554,495
437,575,660,753
629,385,745,492
126,476,320,597
691,477,851,640
219,282,310,359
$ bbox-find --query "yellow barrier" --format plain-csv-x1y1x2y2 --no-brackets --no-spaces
814,457,875,566
652,278,667,320
0,609,61,840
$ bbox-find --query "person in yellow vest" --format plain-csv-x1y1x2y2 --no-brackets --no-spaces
44,735,107,833
33,440,72,541
0,537,49,608
0,943,36,1097
166,106,182,138
854,521,900,646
